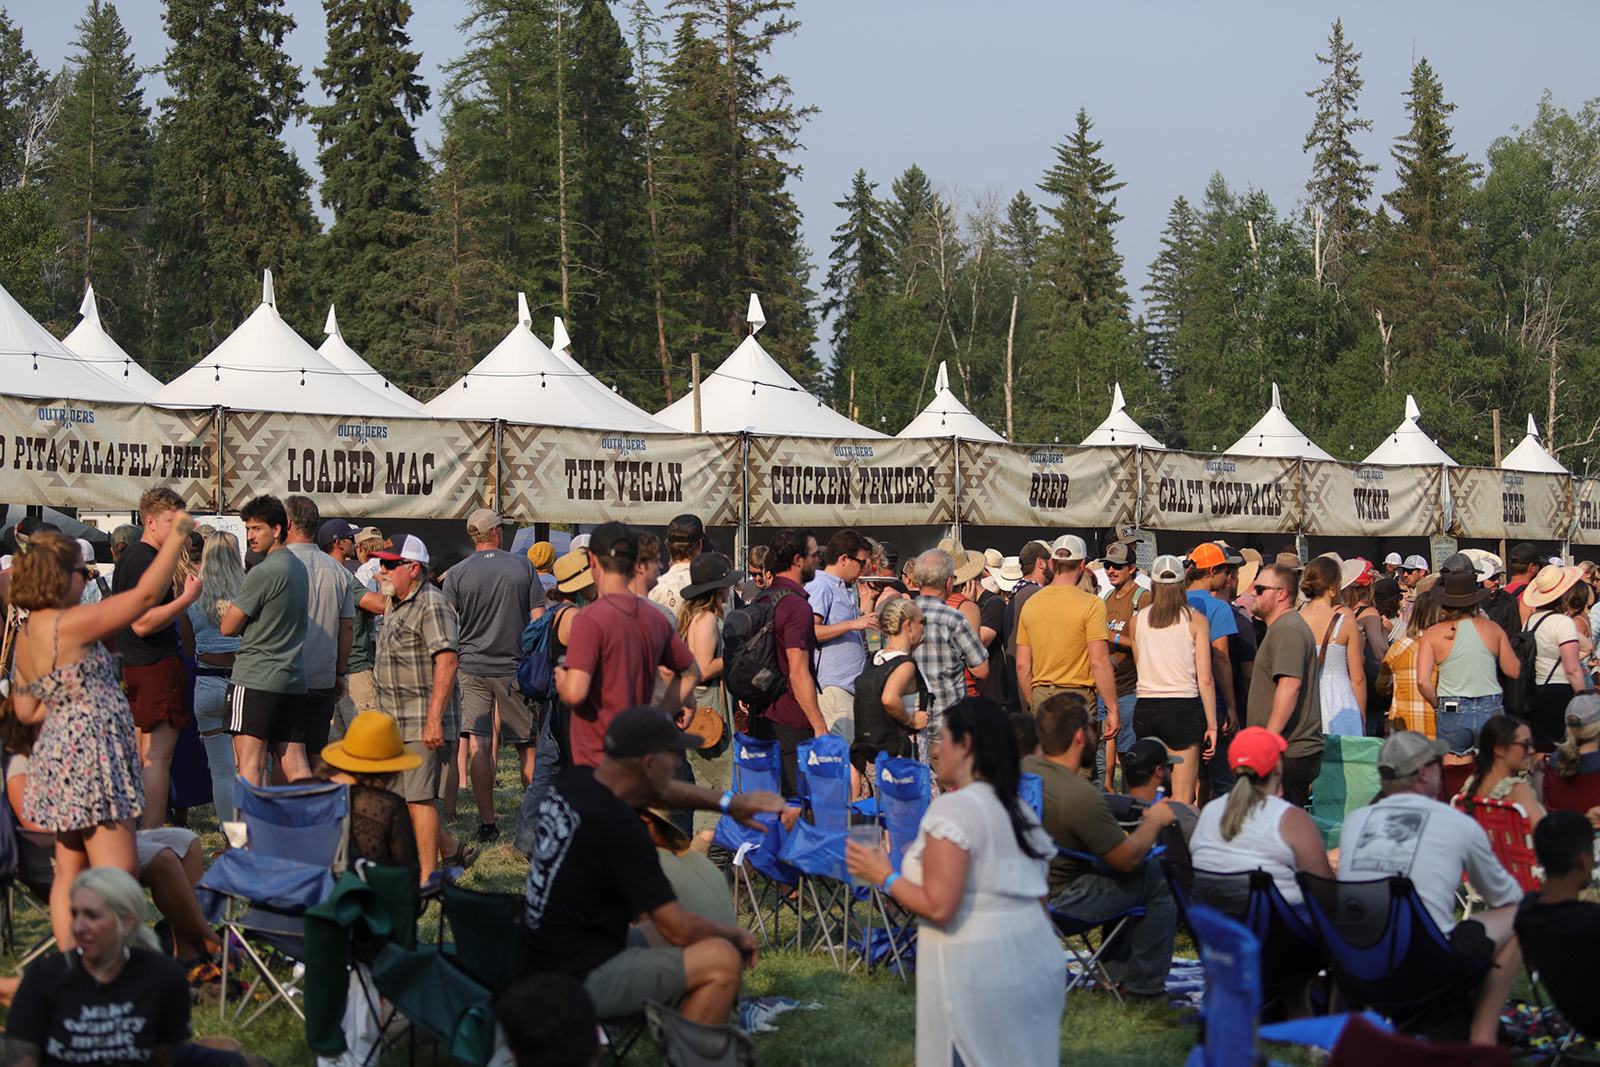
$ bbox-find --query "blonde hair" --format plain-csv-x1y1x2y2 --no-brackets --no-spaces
72,867,159,953
1555,718,1600,779
1218,767,1273,841
676,587,727,640
199,531,245,627
1145,580,1191,630
878,597,921,637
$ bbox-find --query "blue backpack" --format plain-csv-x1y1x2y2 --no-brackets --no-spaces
515,605,573,702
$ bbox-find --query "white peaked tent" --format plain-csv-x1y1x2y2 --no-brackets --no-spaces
318,307,423,410
1502,415,1569,473
1225,383,1334,460
62,284,164,395
1080,383,1165,449
153,272,421,417
422,294,670,431
0,278,147,404
1362,395,1458,467
655,295,886,437
898,361,1004,441
545,315,668,427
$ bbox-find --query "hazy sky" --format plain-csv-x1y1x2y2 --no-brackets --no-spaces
7,0,1600,359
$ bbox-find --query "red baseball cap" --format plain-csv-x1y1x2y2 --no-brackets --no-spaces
1229,726,1287,777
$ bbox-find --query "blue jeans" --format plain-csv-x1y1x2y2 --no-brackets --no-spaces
1436,694,1502,755
513,699,565,857
1095,693,1138,788
1048,861,1176,995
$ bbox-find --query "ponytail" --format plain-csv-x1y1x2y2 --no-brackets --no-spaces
1554,719,1600,780
1219,768,1270,841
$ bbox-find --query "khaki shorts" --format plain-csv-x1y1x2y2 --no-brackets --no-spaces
460,674,535,744
396,739,454,802
817,686,855,743
582,946,685,1021
347,670,379,714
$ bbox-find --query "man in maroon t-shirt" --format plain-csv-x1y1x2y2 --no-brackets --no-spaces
753,527,826,794
557,522,701,767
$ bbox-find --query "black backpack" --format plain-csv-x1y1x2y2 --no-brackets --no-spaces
1506,611,1556,717
721,588,800,708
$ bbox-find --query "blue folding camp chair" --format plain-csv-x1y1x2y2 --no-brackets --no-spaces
712,733,799,944
857,757,929,979
1047,845,1156,1004
198,777,349,1027
781,735,854,967
1019,771,1044,820
1296,872,1492,1034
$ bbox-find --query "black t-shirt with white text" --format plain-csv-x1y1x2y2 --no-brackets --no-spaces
111,541,179,666
521,766,676,976
7,948,190,1066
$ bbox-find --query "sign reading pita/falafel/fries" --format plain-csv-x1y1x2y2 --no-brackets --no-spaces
1448,465,1570,541
1139,450,1301,533
745,435,954,527
957,442,1135,528
1301,461,1443,537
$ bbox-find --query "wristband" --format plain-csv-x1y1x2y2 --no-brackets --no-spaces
882,871,901,893
719,790,734,814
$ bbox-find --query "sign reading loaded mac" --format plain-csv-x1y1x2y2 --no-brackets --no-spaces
1301,461,1443,537
222,410,494,519
958,442,1135,528
1139,450,1301,533
497,425,740,526
1448,465,1570,541
746,436,954,526
0,395,217,510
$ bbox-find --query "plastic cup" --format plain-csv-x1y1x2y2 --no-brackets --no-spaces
848,823,882,887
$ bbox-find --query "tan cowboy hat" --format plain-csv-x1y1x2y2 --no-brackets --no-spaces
1237,559,1260,593
1526,565,1584,608
322,712,423,774
954,549,987,584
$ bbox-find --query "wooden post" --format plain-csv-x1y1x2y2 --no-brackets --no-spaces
691,352,701,434
1005,293,1017,440
848,367,856,421
1494,408,1505,563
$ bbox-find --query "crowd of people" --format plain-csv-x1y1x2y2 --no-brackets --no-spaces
5,495,1600,1064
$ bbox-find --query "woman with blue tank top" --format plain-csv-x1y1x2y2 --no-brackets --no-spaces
179,532,243,819
1415,566,1521,753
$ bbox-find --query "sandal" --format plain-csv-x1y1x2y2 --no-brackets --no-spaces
441,844,478,871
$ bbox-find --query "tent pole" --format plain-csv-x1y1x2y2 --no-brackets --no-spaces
692,353,701,434
1134,446,1144,530
493,420,505,518
214,406,225,513
739,433,750,577
951,437,962,546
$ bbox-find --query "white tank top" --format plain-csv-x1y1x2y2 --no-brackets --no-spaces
1189,793,1302,905
1134,606,1200,698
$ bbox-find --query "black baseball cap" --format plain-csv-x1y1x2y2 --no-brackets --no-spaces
589,521,638,561
1124,738,1182,777
316,518,359,548
1509,542,1542,566
605,706,703,758
665,514,705,544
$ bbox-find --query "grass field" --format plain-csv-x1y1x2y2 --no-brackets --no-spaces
0,748,1331,1067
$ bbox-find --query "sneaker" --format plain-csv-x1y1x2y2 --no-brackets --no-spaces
475,821,501,844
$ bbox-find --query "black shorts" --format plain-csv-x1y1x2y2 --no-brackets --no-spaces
1133,696,1206,751
226,684,307,745
1448,918,1496,963
302,687,339,757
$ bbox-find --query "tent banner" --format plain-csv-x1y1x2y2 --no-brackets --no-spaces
1575,478,1600,545
1139,450,1301,533
957,442,1135,528
498,425,741,526
221,410,494,519
746,435,955,527
0,394,217,511
1448,465,1571,541
1301,461,1443,538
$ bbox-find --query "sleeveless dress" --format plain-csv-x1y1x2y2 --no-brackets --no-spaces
685,612,732,836
1318,615,1365,736
21,618,144,831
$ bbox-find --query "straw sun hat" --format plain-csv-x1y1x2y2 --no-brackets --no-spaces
322,712,423,774
1525,565,1583,608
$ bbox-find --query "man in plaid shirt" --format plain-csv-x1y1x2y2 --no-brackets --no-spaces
911,549,989,771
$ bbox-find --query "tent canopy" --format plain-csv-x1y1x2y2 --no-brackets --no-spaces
421,294,670,431
1362,395,1458,467
1225,383,1334,461
1079,383,1165,450
543,314,666,427
0,279,147,404
152,271,422,417
898,362,1004,442
318,306,423,410
1502,414,1569,473
62,284,164,396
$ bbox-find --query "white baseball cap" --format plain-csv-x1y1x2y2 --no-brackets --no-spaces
1151,555,1187,585
1384,552,1403,566
372,533,430,566
1050,534,1088,562
1402,554,1429,571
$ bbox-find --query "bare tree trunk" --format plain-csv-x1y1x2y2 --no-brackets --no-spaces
1550,340,1559,441
1005,292,1017,440
631,5,673,403
1374,309,1393,386
555,0,570,314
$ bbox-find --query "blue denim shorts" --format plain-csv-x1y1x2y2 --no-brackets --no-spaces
1435,694,1502,754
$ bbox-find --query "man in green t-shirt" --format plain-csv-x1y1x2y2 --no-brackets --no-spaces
221,495,311,787
1023,693,1177,1002
1245,562,1324,807
321,518,387,742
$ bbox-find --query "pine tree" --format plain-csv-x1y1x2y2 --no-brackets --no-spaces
997,191,1042,287
821,169,888,350
1036,108,1129,330
1142,195,1199,384
0,12,62,318
1302,17,1377,288
44,0,153,342
311,0,430,367
147,0,319,363
0,12,61,190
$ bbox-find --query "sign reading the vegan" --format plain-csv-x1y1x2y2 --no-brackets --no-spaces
1301,461,1443,537
0,396,217,510
1140,451,1300,533
1449,466,1570,541
958,442,1134,528
498,426,740,525
746,436,954,526
222,410,493,519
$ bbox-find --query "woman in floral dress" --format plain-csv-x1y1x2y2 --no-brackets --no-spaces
8,517,196,948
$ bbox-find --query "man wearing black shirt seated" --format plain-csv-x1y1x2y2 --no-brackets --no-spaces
1514,810,1600,1038
521,706,763,1025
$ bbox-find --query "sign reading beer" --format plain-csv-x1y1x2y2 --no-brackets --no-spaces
222,410,494,519
0,395,217,511
1139,450,1301,533
746,435,954,526
1448,465,1571,541
498,425,740,525
957,442,1134,528
1301,460,1443,537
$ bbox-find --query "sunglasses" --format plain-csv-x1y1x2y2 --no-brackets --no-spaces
71,566,90,579
852,555,871,566
1252,584,1284,595
379,558,414,571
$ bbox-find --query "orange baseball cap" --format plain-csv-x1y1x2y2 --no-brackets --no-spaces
1187,543,1226,569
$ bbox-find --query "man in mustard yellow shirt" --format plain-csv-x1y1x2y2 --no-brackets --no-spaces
1016,535,1120,742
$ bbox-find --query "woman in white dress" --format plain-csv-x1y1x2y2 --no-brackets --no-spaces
846,697,1064,1067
